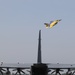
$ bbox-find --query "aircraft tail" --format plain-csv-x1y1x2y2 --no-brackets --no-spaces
37,30,42,64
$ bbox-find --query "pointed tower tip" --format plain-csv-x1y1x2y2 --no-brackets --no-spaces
39,30,41,33
39,30,41,40
37,30,42,64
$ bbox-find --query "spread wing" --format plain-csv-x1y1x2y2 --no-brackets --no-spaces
44,23,50,28
50,21,53,24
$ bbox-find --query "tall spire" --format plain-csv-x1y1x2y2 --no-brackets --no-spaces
37,30,42,64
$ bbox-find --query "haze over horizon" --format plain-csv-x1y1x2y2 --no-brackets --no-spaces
0,0,75,64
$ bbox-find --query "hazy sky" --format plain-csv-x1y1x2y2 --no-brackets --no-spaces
0,0,75,64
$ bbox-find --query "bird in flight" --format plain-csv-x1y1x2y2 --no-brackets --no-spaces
44,19,61,28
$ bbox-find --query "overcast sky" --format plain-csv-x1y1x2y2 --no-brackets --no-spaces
0,0,75,64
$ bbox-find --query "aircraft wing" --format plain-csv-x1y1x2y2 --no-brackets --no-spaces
0,63,32,69
47,63,75,69
1,63,75,69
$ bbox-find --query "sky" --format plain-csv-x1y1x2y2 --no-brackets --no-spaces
0,0,75,64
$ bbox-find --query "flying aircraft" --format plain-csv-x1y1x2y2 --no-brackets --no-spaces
44,19,61,28
0,30,75,75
